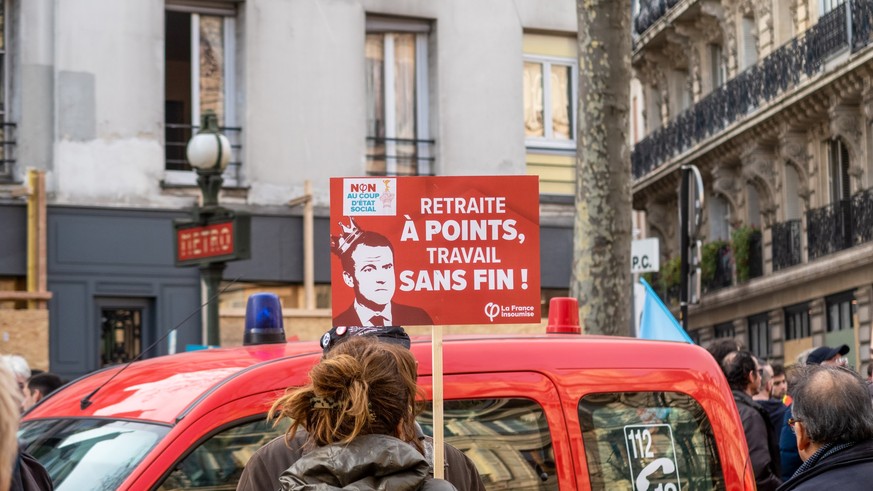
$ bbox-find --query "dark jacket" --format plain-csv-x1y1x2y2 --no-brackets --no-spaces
278,434,456,491
776,439,873,490
10,450,54,491
758,398,788,435
237,428,484,491
779,405,802,481
333,302,433,327
733,390,781,491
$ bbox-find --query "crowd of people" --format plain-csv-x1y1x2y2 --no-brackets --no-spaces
707,339,873,491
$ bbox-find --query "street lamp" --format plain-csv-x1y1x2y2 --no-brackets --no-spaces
187,112,231,209
186,111,232,347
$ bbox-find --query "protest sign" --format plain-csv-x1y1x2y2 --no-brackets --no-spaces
329,176,540,326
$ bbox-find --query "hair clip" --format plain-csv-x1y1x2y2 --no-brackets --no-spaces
311,396,341,410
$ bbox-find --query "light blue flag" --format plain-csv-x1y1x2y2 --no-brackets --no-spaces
639,278,693,343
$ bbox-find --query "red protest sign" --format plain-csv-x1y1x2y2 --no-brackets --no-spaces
329,176,540,326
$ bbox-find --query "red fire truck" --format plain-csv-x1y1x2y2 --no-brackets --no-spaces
19,326,754,490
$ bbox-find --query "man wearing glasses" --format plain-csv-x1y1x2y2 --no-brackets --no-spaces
779,344,850,480
723,350,782,491
777,364,873,490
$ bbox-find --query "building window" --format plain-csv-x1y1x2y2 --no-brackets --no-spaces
0,0,10,181
783,163,801,220
784,303,811,340
828,138,851,203
164,3,240,186
774,0,796,46
748,313,771,359
714,322,735,339
708,194,731,241
826,291,854,332
645,85,662,133
709,44,725,90
523,52,577,150
100,308,142,366
747,184,762,228
821,0,847,14
740,17,758,71
365,17,432,177
668,69,691,117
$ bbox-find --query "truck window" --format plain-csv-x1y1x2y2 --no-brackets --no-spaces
419,398,558,490
157,418,290,490
19,418,169,491
578,392,725,491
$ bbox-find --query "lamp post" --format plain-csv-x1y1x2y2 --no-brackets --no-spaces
185,111,232,347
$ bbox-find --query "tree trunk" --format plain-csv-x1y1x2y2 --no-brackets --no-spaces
572,0,632,335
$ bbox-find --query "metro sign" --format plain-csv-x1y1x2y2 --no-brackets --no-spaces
174,215,251,267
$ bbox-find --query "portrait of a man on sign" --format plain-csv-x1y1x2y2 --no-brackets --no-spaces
331,217,433,327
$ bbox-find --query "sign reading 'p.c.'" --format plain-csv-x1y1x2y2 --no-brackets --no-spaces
329,176,541,326
631,238,660,274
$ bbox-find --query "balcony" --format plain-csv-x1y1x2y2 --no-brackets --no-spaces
807,188,873,260
772,219,802,271
0,123,17,183
634,0,683,37
165,123,243,186
649,227,768,305
702,242,732,293
632,1,870,180
366,137,435,176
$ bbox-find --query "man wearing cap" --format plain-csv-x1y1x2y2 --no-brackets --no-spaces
779,344,849,480
805,345,850,367
331,220,433,327
776,364,873,490
237,326,484,491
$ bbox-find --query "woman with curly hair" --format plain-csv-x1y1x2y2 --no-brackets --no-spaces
272,336,455,490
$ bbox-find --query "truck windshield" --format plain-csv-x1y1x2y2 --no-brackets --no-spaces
18,418,169,491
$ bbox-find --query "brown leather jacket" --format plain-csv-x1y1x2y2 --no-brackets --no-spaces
278,434,455,491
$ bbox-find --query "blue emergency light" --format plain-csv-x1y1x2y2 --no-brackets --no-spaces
243,293,287,345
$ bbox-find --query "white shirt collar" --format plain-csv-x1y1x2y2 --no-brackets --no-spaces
353,300,392,326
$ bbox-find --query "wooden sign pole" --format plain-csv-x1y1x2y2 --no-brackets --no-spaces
432,324,445,479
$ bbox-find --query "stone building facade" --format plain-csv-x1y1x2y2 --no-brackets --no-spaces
633,0,873,369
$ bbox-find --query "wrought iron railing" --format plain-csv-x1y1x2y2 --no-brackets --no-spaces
632,2,864,180
852,0,873,51
366,136,435,176
634,0,683,36
0,123,17,182
772,219,802,271
165,123,243,185
852,188,873,243
807,198,857,260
